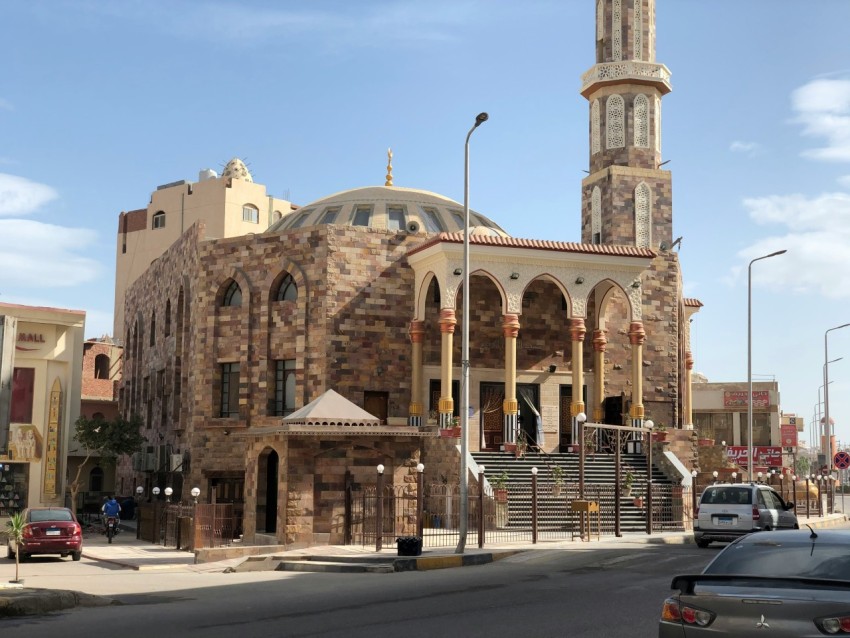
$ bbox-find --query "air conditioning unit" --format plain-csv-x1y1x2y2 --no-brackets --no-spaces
170,454,183,473
132,452,142,472
406,220,421,234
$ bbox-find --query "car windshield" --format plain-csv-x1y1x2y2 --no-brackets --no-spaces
705,538,850,580
29,509,73,523
700,486,752,505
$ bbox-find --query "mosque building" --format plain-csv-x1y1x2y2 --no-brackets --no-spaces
115,0,701,545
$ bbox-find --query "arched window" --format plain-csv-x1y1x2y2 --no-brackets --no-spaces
633,0,643,60
89,466,104,493
272,210,282,223
612,0,622,61
591,187,602,244
635,182,652,248
596,0,604,41
94,354,110,380
274,273,297,302
606,94,625,149
591,100,601,155
164,299,172,337
152,211,166,229
222,280,242,307
242,204,259,224
633,94,649,148
150,312,156,346
655,96,662,152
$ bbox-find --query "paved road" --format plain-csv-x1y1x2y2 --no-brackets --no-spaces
2,541,718,637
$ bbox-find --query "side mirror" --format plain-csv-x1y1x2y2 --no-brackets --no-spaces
785,502,795,510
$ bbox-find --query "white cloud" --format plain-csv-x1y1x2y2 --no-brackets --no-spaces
730,140,759,155
734,192,850,297
0,98,12,111
792,78,850,162
0,173,58,216
839,175,850,188
0,220,101,288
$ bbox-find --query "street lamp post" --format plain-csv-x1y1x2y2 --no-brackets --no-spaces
825,324,850,474
457,112,488,555
747,250,787,482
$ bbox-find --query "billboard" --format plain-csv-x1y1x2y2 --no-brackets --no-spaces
780,424,798,448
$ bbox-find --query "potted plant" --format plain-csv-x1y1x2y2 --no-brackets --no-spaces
551,465,565,497
651,422,668,442
439,415,461,438
622,470,635,497
515,431,528,458
491,470,509,503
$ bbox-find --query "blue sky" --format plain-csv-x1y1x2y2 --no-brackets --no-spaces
2,1,850,451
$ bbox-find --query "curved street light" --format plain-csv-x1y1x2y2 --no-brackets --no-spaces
457,111,488,555
747,249,787,482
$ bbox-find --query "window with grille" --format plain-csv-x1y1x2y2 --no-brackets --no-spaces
220,363,240,418
242,205,259,223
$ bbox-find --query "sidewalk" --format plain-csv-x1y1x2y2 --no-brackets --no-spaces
1,512,846,616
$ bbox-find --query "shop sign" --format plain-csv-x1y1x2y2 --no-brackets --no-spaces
780,424,798,448
723,390,770,408
726,446,782,466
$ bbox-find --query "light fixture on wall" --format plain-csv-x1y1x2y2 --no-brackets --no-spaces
575,276,584,285
548,364,557,373
631,279,641,288
223,428,230,436
510,272,520,280
454,268,462,276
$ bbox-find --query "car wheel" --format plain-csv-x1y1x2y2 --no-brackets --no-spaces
71,551,82,562
20,553,29,562
696,540,709,548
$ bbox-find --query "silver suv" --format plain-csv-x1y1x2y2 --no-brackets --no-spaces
693,482,798,548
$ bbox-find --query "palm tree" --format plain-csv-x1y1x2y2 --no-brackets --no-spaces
6,512,25,583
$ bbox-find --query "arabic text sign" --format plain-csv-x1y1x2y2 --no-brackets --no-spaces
726,446,782,467
723,390,770,408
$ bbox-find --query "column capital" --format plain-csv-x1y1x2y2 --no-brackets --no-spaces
438,309,457,333
569,317,587,342
408,320,425,343
502,313,520,338
628,321,646,345
592,328,608,352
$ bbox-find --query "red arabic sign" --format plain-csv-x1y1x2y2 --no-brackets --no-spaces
726,446,782,467
780,424,798,448
724,390,770,408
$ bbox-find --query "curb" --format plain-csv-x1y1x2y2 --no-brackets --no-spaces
0,589,113,617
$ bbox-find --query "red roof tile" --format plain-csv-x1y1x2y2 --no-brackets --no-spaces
407,232,656,258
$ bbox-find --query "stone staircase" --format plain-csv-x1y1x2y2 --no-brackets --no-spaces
472,450,673,533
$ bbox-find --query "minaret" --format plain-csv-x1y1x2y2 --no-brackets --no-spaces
580,0,672,250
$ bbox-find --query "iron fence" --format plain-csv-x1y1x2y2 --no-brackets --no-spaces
346,480,691,549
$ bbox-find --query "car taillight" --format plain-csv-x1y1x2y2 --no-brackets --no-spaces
752,505,759,520
660,598,715,627
71,523,82,537
694,505,699,518
22,525,34,539
818,615,850,634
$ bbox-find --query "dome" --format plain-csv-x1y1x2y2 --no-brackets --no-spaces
221,157,253,183
266,185,509,237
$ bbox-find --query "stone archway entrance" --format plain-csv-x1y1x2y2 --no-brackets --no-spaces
256,448,278,534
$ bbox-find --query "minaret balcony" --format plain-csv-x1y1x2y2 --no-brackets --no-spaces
581,61,672,98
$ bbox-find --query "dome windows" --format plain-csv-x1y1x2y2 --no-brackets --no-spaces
352,206,372,227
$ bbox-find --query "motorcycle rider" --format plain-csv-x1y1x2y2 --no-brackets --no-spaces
102,496,122,533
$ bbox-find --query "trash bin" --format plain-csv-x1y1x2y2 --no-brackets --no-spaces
396,536,423,556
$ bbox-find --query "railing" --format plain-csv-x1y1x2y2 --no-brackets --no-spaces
346,480,691,549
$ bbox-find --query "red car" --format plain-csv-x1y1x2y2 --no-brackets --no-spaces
7,507,83,561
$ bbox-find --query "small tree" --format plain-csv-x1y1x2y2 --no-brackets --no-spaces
68,415,146,516
6,512,25,583
795,456,811,477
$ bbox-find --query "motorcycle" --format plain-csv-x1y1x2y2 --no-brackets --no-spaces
105,516,120,543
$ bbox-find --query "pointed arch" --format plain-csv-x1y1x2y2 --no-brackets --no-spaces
606,94,625,149
221,279,242,307
273,272,298,302
634,94,649,148
635,182,652,248
164,298,172,337
591,100,601,155
591,186,602,244
655,95,662,152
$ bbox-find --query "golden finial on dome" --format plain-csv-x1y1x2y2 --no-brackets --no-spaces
385,148,393,187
